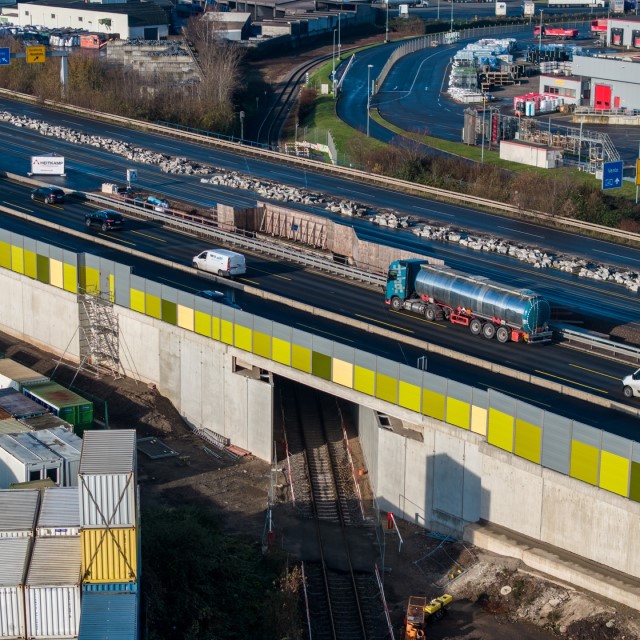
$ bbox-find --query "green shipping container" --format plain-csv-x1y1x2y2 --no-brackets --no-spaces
22,382,94,426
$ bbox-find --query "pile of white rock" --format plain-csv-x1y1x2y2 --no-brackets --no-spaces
413,223,640,292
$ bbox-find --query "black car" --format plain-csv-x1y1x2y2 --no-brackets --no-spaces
197,290,242,310
85,209,125,232
30,186,65,204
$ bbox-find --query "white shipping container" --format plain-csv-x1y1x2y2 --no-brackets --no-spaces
0,360,48,392
0,489,39,537
29,428,82,488
36,487,80,538
25,538,81,639
0,433,63,490
79,431,137,529
0,537,31,639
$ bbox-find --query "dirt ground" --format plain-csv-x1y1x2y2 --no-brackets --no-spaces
1,331,640,640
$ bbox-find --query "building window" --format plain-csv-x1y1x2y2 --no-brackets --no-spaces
543,85,576,99
51,13,55,18
78,16,83,21
45,467,58,484
29,469,40,481
24,10,29,15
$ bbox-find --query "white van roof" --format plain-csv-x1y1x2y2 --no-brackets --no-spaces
208,249,244,258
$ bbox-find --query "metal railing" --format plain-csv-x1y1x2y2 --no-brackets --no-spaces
555,325,640,365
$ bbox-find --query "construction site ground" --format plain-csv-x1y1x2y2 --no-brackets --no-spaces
2,329,640,640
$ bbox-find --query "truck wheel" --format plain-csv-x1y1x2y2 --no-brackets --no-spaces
496,327,510,343
390,297,402,311
623,386,634,399
425,305,436,321
217,269,225,277
469,319,482,335
85,218,91,228
482,323,496,339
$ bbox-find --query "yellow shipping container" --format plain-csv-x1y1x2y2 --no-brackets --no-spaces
81,527,137,584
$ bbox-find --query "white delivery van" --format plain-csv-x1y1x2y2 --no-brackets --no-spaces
192,249,246,277
622,368,640,399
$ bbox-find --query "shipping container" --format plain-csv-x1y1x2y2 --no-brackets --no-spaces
0,418,32,436
0,360,49,392
19,414,73,432
25,537,81,639
0,389,47,420
0,489,39,537
0,432,63,489
28,427,82,487
78,591,138,640
0,537,31,639
82,582,137,594
79,431,137,529
22,382,93,427
36,487,80,538
81,528,137,584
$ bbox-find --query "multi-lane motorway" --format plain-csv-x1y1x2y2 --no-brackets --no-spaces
0,97,638,434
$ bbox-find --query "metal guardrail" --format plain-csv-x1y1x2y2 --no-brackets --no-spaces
555,325,640,365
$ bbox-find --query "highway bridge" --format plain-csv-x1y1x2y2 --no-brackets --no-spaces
0,96,639,609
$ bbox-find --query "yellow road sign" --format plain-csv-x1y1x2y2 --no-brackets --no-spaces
26,46,46,64
636,159,640,186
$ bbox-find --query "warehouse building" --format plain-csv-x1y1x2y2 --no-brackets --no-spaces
537,74,587,106
606,15,640,48
571,54,640,111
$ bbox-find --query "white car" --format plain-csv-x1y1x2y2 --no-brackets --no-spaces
622,368,640,399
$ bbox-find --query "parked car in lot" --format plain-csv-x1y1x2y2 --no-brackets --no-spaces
197,290,242,310
85,209,124,231
30,186,65,204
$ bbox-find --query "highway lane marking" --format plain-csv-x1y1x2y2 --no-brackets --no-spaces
390,309,445,328
534,370,608,394
3,201,34,212
104,130,130,138
485,386,552,407
97,233,136,246
155,144,182,151
129,230,167,242
569,364,621,380
239,277,259,285
496,226,544,239
356,313,414,332
296,324,354,342
593,249,640,263
413,206,454,217
249,266,291,281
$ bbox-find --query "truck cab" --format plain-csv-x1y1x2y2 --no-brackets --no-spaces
623,369,640,399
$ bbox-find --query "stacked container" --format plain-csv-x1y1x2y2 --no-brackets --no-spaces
78,430,139,640
22,383,93,429
36,487,80,538
0,360,49,392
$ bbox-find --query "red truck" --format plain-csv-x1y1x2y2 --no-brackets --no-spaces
534,26,579,39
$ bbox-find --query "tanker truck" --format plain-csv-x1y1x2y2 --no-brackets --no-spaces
385,260,553,344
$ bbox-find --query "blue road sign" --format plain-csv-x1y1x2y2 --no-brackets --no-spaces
602,161,624,191
0,48,10,66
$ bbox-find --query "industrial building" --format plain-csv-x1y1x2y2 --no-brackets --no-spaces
537,74,586,107
606,15,640,48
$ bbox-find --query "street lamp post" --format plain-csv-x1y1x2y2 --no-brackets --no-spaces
239,111,245,143
332,29,336,96
367,64,373,137
450,0,454,32
538,9,543,51
338,11,341,59
385,0,389,43
437,0,440,21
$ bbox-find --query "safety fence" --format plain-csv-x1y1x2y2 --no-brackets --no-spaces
1,227,640,506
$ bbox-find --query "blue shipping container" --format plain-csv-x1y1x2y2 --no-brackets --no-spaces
79,591,139,640
82,582,138,594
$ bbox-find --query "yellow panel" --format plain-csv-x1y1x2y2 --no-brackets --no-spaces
81,527,137,584
211,316,220,341
221,320,233,345
514,419,542,464
446,397,470,430
130,289,145,314
63,263,77,294
0,241,10,269
234,325,252,352
353,366,375,395
82,266,100,294
422,390,445,421
23,250,37,279
487,409,514,452
194,310,211,337
470,406,487,436
332,359,353,388
11,246,24,274
49,258,63,288
253,332,271,359
109,274,115,303
292,345,311,372
177,305,194,331
398,381,420,412
570,440,599,485
599,451,630,497
145,294,161,319
272,338,291,365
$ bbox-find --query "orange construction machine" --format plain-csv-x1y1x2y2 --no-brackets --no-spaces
402,594,453,639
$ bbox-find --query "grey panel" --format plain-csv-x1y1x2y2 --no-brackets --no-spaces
161,285,178,304
488,389,516,416
114,264,131,308
0,228,11,244
423,372,447,396
632,442,640,464
194,296,213,315
601,432,632,459
333,342,355,364
292,329,312,350
354,350,376,370
376,358,399,379
398,364,422,388
447,379,472,404
177,290,193,308
99,258,115,278
233,309,252,326
253,316,273,336
48,245,63,263
145,280,161,299
311,335,333,357
82,253,101,272
515,402,544,427
23,237,37,253
472,387,489,409
9,232,24,250
273,323,293,343
541,413,572,474
63,250,78,268
130,275,147,294
572,421,601,449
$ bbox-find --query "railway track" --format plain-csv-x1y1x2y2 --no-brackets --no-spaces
281,380,389,640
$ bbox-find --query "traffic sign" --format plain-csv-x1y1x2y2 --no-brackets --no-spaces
0,48,9,66
26,46,46,64
602,161,623,191
636,159,640,187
